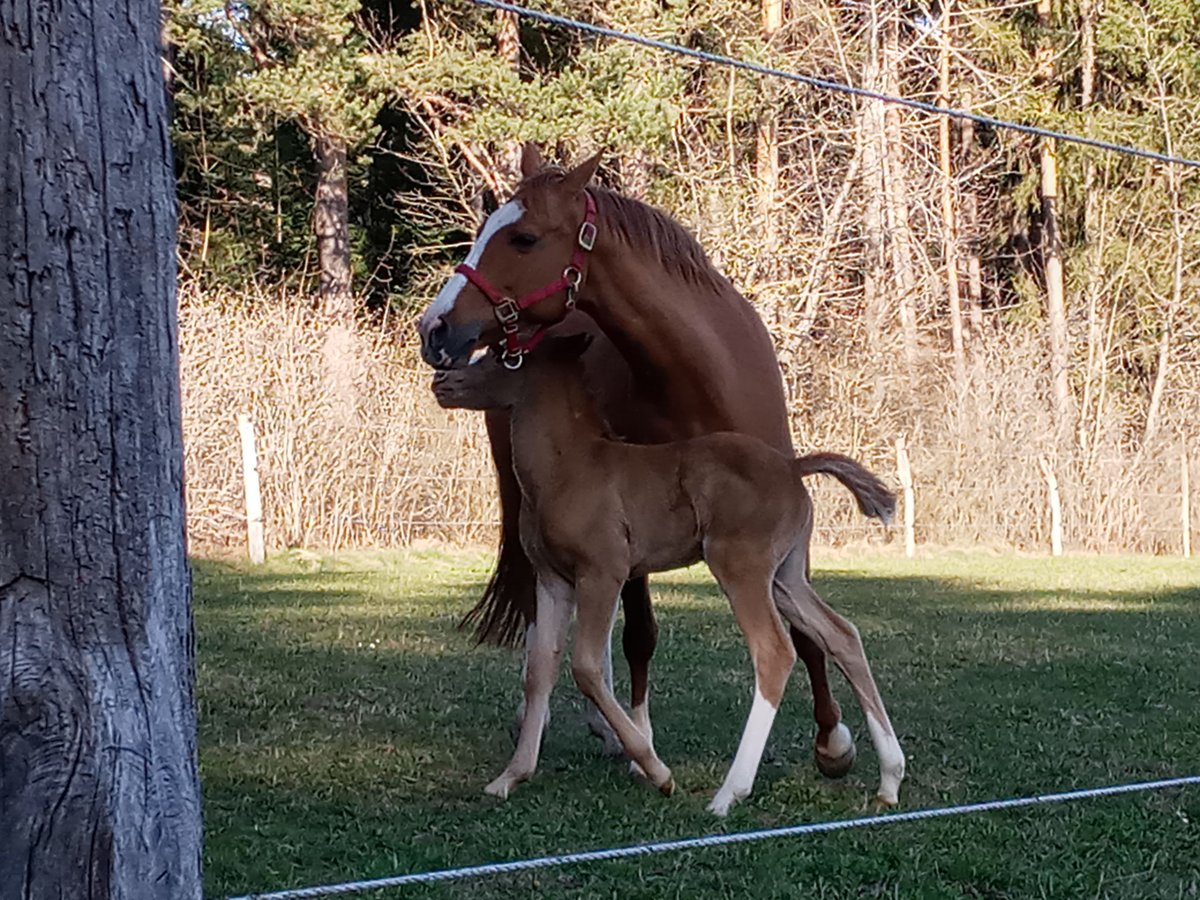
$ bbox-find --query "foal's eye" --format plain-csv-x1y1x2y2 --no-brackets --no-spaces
509,232,539,250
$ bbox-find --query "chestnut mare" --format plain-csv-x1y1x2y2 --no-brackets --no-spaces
418,144,872,780
433,336,904,813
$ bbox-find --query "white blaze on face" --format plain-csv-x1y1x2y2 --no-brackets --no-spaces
419,200,526,334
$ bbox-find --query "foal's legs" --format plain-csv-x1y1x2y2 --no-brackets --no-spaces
571,571,674,794
773,548,905,806
707,548,798,816
582,577,655,757
486,575,573,799
774,531,858,777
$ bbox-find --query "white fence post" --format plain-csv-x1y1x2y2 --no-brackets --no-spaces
237,414,266,564
1038,456,1063,557
896,437,915,558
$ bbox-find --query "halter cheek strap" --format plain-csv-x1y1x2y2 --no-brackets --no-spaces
455,190,598,369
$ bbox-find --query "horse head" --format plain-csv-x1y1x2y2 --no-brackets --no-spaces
417,144,603,369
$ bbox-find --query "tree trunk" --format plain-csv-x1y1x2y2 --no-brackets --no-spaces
1041,139,1073,444
496,10,523,193
860,4,888,340
314,133,353,320
1079,0,1103,452
883,12,919,367
959,85,985,337
939,2,965,385
755,0,784,310
1036,0,1073,445
0,1,203,896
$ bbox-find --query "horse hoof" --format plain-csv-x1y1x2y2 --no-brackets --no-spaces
706,793,734,817
814,741,857,779
658,776,675,797
874,789,900,810
483,778,513,800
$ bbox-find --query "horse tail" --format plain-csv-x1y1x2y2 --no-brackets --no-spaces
792,452,896,525
459,530,535,647
459,408,536,647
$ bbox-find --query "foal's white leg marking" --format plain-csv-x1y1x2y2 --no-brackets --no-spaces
419,200,526,332
515,623,549,732
867,712,906,806
486,577,570,799
628,692,655,778
708,685,779,817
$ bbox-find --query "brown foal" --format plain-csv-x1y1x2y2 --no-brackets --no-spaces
434,337,905,815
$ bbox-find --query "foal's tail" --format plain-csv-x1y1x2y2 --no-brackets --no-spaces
793,452,896,525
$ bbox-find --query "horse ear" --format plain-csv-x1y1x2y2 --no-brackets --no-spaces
520,142,543,179
562,149,603,194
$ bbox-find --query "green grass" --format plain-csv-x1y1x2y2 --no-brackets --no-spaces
197,550,1200,899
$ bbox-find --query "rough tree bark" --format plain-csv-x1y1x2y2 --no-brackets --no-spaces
0,0,203,897
314,133,354,320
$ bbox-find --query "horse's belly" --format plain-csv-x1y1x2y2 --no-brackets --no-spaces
629,525,702,578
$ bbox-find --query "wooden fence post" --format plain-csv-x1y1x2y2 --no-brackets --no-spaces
896,437,915,558
1038,456,1063,557
1183,445,1191,559
237,414,266,564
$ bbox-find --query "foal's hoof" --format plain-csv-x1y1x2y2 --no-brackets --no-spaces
483,772,522,800
657,776,676,797
814,724,857,779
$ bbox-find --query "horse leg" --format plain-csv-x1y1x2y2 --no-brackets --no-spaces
583,576,655,758
572,571,674,795
623,576,658,776
774,535,857,778
772,555,905,806
485,574,572,799
706,547,797,816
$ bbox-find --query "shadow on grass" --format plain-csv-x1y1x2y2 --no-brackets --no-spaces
196,557,1200,898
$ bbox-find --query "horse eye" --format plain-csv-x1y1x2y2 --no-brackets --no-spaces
509,232,539,250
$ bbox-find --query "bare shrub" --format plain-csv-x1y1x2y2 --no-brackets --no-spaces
181,283,1194,557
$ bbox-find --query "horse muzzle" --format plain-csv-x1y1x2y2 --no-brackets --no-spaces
419,317,483,369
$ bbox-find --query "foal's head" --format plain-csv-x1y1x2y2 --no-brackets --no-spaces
417,144,603,368
431,334,593,412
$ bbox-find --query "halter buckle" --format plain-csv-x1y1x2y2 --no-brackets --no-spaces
578,221,597,251
501,350,525,370
494,298,520,324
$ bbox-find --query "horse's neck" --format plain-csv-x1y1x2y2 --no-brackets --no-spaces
510,378,605,494
581,243,792,451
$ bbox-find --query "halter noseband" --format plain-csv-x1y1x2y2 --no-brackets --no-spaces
455,191,598,369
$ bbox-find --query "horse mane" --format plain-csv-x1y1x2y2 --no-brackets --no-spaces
517,171,730,295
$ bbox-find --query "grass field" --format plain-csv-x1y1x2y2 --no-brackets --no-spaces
197,550,1200,899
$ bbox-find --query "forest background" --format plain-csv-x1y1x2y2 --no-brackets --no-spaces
167,0,1200,555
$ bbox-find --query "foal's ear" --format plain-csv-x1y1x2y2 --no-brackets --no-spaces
520,142,544,179
562,149,603,195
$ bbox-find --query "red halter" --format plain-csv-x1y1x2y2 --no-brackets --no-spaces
455,191,598,369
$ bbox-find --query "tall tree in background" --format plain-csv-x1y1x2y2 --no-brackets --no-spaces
1035,0,1073,445
939,0,966,385
169,0,389,318
0,0,202,896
